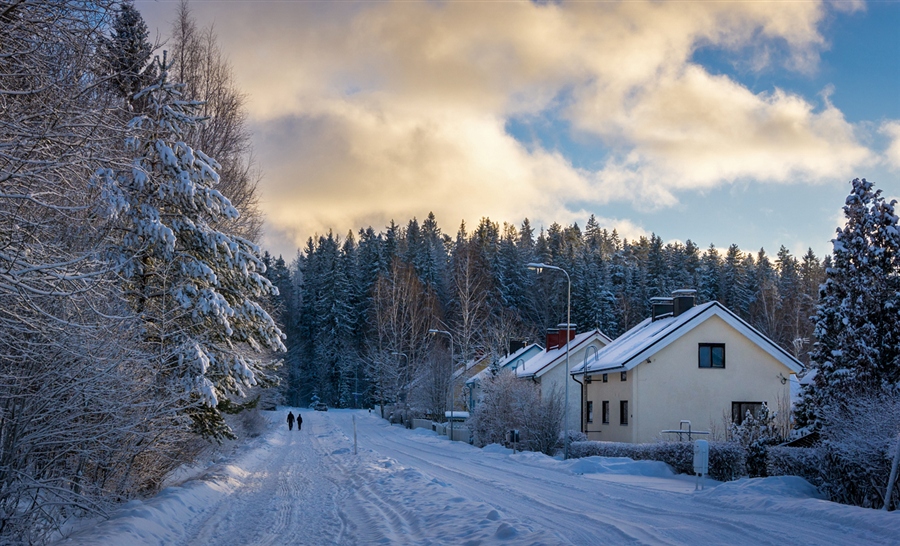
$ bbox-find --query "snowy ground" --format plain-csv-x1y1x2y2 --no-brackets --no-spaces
57,409,900,545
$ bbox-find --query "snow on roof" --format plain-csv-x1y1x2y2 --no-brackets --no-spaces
516,330,612,378
452,353,491,380
570,301,802,375
465,343,543,385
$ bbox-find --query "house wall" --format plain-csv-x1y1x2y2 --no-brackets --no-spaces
585,314,793,443
583,368,635,442
539,339,607,433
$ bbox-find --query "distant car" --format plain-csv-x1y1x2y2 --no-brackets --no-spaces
314,402,328,411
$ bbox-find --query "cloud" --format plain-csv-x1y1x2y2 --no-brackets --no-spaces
144,0,878,253
880,121,900,171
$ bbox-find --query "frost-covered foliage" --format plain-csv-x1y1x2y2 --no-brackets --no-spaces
568,441,746,482
766,447,825,490
468,370,563,455
814,390,900,509
800,178,900,431
95,55,285,439
729,404,784,477
790,178,900,509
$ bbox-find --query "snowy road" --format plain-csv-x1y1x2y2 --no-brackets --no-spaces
60,409,900,545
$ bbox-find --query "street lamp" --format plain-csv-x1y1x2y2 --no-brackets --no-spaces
391,351,409,425
526,262,572,460
428,329,456,438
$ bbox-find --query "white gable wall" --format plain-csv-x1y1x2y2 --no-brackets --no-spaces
537,338,607,433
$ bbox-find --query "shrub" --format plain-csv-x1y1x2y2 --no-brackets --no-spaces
767,446,824,489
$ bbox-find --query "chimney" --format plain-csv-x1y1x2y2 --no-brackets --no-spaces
650,297,673,321
546,328,559,350
557,323,576,345
672,289,697,317
509,339,526,355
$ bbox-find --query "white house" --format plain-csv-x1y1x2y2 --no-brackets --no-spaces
464,343,544,411
570,290,803,443
516,325,612,433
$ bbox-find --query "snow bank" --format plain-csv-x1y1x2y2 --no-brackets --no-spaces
564,456,674,477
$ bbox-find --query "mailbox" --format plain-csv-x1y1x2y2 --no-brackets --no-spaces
693,439,709,475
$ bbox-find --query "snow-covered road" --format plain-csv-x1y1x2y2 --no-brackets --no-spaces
59,409,900,545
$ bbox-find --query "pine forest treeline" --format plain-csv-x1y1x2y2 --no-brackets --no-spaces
271,213,827,409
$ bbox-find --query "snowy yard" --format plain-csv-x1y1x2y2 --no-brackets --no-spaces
57,409,900,545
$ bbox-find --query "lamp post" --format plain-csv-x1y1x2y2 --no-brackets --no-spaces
428,328,455,438
526,262,571,460
391,351,409,425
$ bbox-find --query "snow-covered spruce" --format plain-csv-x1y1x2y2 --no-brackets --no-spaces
94,55,285,439
797,178,900,509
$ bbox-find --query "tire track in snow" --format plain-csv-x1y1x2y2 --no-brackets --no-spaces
339,412,900,546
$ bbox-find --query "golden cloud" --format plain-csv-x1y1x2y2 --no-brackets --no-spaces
152,0,874,252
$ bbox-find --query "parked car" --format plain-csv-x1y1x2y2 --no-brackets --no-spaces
314,402,328,411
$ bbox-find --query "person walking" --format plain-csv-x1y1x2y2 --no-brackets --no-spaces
297,413,303,431
287,411,295,431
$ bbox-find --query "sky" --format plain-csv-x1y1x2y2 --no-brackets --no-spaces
135,0,900,261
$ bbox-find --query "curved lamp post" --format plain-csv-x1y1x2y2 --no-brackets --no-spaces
526,262,571,460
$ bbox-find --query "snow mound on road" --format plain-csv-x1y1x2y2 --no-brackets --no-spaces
482,444,514,454
565,456,674,477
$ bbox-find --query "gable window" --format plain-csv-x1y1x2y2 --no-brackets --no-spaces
620,400,629,425
602,401,609,424
699,343,725,368
732,402,764,425
621,371,627,381
587,401,594,423
602,373,608,383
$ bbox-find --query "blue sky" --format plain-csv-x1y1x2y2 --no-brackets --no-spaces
137,0,900,260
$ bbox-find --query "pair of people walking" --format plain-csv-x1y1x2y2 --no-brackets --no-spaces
287,411,302,431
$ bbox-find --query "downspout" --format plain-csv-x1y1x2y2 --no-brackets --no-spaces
572,372,585,434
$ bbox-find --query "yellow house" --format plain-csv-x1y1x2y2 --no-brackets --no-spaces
570,290,802,443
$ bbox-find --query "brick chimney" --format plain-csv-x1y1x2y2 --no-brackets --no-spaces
545,328,560,350
558,323,576,346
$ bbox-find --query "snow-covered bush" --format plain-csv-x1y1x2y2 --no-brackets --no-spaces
817,390,900,509
469,369,563,455
729,404,784,477
569,441,745,482
561,430,588,444
766,446,824,489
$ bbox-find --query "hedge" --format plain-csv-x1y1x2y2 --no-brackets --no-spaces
569,440,745,482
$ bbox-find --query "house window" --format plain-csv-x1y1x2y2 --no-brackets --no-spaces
699,343,725,368
602,373,608,383
732,402,764,425
620,400,629,425
621,371,627,381
602,401,610,424
587,401,593,423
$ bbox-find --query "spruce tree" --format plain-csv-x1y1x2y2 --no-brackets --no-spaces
95,55,285,439
99,0,156,109
804,178,900,427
